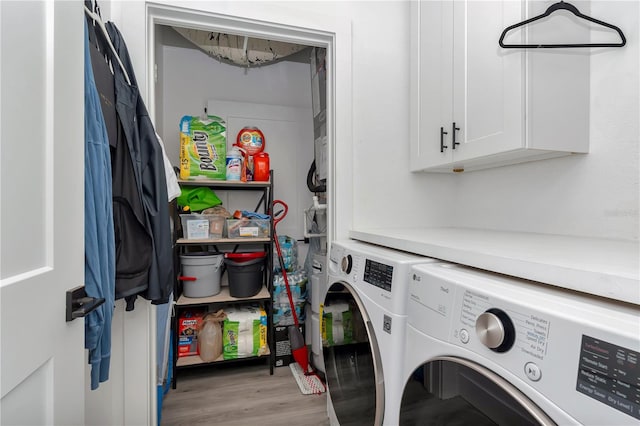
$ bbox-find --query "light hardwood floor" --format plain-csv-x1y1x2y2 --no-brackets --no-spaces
160,361,329,426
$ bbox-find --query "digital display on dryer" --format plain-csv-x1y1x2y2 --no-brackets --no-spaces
363,259,393,291
576,335,640,420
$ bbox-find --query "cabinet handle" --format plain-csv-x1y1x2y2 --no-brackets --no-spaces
452,122,460,149
440,127,448,152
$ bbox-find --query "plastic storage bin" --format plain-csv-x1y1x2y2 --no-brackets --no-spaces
226,218,270,238
180,214,225,239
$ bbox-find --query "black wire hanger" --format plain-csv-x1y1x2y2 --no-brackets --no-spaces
499,1,626,49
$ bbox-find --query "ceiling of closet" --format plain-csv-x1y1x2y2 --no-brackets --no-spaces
167,26,312,67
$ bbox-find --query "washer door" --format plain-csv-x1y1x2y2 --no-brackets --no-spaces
322,281,384,426
400,357,555,425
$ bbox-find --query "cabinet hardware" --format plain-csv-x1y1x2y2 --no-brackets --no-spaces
440,127,448,152
452,122,460,150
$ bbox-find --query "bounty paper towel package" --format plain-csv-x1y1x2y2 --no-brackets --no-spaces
222,305,268,359
179,115,227,180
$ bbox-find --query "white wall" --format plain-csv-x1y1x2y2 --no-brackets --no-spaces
345,1,455,230
448,1,639,241
348,0,638,241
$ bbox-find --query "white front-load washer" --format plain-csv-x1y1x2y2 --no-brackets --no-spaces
323,240,439,425
400,263,640,425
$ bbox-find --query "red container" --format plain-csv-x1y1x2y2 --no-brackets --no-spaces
253,152,270,182
236,127,265,156
224,251,267,262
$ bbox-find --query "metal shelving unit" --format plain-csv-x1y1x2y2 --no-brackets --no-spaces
171,172,274,388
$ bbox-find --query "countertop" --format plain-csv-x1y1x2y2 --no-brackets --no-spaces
349,227,640,306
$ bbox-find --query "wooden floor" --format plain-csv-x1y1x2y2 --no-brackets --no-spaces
160,361,329,426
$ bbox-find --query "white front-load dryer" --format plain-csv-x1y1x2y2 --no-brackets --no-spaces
400,263,640,425
323,240,439,426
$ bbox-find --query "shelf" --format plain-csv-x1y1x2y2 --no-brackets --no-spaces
176,237,271,245
177,285,271,307
173,170,275,388
177,349,271,368
178,178,271,189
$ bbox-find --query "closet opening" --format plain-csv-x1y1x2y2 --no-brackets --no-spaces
145,3,339,419
146,4,334,245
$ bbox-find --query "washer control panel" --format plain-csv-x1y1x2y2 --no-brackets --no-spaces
409,263,640,425
576,335,640,420
455,288,550,362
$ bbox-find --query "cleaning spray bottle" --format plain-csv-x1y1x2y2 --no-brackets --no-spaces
225,146,243,181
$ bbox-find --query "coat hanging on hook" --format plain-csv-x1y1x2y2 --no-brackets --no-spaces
499,1,626,49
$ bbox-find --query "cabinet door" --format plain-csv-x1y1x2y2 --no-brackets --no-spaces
451,1,524,167
409,0,454,171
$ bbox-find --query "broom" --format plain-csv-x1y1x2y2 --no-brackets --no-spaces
272,200,325,394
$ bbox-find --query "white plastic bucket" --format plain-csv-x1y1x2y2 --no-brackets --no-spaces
179,252,224,297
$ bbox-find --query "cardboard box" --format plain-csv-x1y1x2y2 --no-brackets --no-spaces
178,309,206,357
274,324,305,367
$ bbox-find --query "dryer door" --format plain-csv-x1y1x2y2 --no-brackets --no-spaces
322,281,384,426
400,357,555,425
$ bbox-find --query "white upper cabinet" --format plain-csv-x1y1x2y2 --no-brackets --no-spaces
410,1,590,173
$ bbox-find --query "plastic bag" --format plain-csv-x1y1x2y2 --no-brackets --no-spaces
198,310,226,362
177,186,222,212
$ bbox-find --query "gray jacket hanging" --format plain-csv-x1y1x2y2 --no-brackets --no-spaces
106,21,174,308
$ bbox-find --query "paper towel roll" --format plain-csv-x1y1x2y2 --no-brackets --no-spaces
324,303,349,324
238,332,253,357
323,303,349,315
332,323,344,344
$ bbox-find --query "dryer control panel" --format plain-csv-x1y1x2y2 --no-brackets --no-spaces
363,259,394,292
329,240,438,315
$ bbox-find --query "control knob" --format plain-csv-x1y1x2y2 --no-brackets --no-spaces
341,255,353,274
475,308,515,353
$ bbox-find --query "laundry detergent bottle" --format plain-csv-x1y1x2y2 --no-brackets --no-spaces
253,152,270,181
226,146,243,181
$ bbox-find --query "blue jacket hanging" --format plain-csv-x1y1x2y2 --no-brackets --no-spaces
84,20,116,390
86,14,153,308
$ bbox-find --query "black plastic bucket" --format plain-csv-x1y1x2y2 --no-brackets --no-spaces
224,257,264,297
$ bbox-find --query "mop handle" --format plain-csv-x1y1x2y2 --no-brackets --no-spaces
272,200,300,328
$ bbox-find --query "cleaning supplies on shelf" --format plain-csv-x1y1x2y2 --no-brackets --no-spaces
253,152,270,181
236,126,265,155
222,305,268,359
179,115,226,180
225,145,244,181
197,310,226,362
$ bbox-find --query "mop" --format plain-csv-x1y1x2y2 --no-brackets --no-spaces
272,200,325,395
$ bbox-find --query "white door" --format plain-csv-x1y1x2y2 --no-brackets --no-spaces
409,0,454,172
452,0,524,164
1,2,85,424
